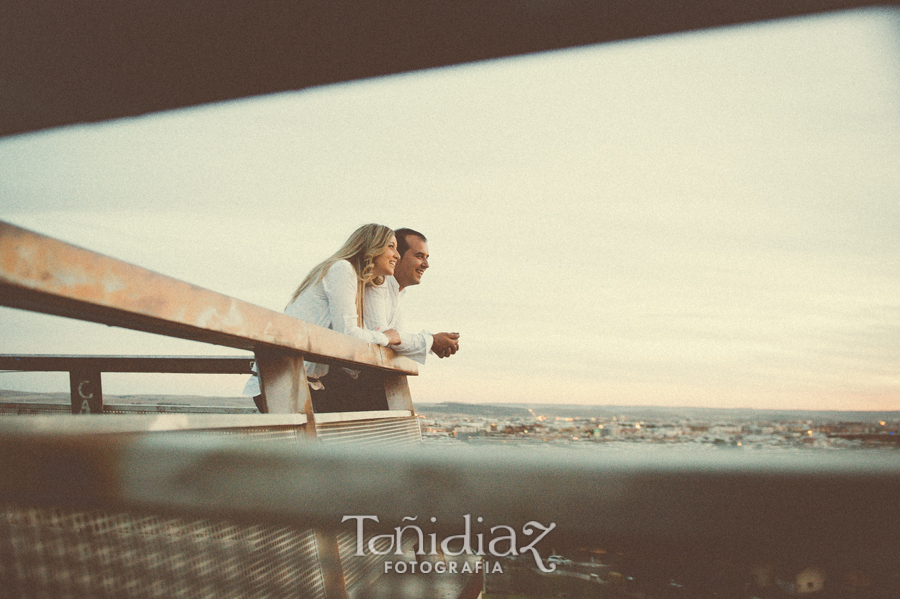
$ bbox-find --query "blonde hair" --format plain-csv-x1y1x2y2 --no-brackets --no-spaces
288,224,395,326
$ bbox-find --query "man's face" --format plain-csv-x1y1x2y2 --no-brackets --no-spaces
394,235,429,290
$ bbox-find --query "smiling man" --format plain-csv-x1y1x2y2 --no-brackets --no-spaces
365,228,460,362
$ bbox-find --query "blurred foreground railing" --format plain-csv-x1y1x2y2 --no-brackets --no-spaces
0,414,456,599
1,417,900,597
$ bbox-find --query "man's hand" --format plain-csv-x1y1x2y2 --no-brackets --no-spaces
383,329,402,345
432,332,460,358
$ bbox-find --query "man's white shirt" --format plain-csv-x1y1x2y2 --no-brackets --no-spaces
365,275,433,364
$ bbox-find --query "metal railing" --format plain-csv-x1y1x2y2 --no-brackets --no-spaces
0,354,255,413
0,220,417,419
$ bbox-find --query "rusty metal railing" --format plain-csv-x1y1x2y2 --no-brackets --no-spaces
0,354,255,413
0,220,417,420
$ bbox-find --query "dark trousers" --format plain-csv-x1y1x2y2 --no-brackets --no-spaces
309,368,389,413
252,368,388,414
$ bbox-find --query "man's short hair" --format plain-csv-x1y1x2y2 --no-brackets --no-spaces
395,228,427,257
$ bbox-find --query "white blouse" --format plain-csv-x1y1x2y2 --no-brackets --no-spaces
243,260,390,396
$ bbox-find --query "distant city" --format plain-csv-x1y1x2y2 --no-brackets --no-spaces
416,402,900,450
2,390,899,450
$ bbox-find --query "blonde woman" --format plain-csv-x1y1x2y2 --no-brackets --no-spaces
246,224,401,412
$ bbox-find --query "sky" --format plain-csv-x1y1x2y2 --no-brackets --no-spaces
1,8,899,410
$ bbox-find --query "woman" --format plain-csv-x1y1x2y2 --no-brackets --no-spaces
246,224,402,412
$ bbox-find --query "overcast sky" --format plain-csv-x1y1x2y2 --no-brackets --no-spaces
2,8,899,410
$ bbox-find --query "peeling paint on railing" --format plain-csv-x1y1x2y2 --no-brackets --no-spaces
0,221,416,375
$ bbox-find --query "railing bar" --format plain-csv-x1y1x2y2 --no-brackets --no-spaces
0,221,417,376
0,355,256,374
312,411,412,424
315,427,415,440
316,418,416,430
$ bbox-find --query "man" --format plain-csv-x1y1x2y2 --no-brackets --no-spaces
365,228,460,362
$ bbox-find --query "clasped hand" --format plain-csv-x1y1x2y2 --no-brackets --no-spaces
432,332,460,358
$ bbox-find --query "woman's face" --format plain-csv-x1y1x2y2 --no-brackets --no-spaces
372,235,400,277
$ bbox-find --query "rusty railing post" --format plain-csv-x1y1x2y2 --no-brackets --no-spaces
69,369,103,414
384,374,414,414
254,350,313,417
